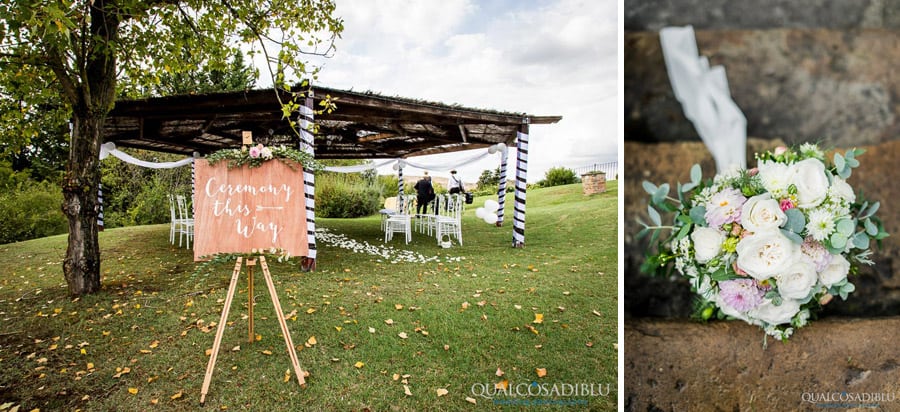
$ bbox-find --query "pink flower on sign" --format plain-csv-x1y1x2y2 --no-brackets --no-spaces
718,279,764,312
704,188,746,227
774,146,788,155
248,145,261,158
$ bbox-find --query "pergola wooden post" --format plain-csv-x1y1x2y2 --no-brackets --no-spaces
512,123,529,248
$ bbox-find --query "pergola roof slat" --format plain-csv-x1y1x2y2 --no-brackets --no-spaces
103,85,560,158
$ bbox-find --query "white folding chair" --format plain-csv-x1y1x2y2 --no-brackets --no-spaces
168,194,178,244
384,214,411,244
175,195,194,248
435,194,463,246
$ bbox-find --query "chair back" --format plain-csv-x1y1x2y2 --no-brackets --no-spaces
168,194,178,221
175,195,192,221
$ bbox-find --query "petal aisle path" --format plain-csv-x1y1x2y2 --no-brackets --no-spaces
315,228,464,264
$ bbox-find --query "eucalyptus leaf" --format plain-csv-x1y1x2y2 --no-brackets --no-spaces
830,233,848,250
784,208,806,233
642,181,658,195
690,163,702,184
681,182,697,193
836,219,855,236
837,166,851,179
851,231,870,250
780,229,803,244
866,201,880,219
647,205,661,226
636,227,650,240
833,153,845,172
865,218,878,236
652,184,670,204
846,156,859,168
689,206,707,227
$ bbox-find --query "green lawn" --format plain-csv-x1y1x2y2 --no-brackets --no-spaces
0,182,617,411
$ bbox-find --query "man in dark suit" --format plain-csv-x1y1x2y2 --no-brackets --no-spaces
414,175,434,214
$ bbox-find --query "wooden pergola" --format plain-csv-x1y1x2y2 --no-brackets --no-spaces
101,85,561,267
103,85,560,158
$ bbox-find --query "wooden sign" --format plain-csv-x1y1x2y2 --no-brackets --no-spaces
193,159,308,261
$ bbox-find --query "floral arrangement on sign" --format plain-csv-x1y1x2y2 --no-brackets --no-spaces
206,143,318,170
638,143,888,342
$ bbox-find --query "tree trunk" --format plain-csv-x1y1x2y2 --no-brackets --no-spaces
62,113,104,295
57,0,120,296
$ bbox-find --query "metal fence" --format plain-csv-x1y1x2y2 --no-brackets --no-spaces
573,161,618,180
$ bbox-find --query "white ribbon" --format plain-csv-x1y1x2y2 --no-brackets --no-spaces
660,25,747,172
99,142,194,169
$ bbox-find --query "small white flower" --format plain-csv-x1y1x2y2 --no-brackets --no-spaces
793,309,811,328
805,208,836,242
757,161,792,197
798,143,824,159
828,177,855,203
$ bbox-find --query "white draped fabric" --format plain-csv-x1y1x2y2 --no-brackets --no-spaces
660,25,747,172
99,142,194,169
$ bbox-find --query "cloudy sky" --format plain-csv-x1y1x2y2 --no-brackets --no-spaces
302,0,618,184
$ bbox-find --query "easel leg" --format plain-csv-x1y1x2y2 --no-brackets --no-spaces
248,260,255,343
259,256,306,386
200,257,243,405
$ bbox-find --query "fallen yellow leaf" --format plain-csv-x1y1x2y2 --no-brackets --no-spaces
261,350,273,355
149,340,159,349
128,387,138,395
150,399,158,405
86,363,94,370
394,304,403,310
392,373,400,381
465,397,477,405
436,388,449,397
533,314,544,324
404,385,413,396
354,361,365,369
384,319,394,325
306,336,317,346
495,367,505,377
306,308,316,314
170,391,183,400
495,380,509,390
536,368,547,378
283,369,291,383
139,350,152,354
398,332,408,339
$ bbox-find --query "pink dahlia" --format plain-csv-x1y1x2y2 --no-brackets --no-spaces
718,279,764,312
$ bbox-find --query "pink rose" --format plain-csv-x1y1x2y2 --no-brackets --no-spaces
774,146,788,155
248,146,261,158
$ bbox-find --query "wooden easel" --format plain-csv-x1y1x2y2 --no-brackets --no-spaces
200,256,305,404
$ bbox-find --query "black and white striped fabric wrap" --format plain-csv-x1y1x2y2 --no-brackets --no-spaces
496,149,508,225
512,130,528,247
98,183,104,229
299,103,317,260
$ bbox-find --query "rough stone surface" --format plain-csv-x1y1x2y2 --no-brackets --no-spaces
625,0,900,31
625,318,900,411
624,139,900,318
625,29,900,148
582,172,607,195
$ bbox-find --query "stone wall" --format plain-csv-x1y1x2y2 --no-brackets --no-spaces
626,318,900,411
581,172,606,195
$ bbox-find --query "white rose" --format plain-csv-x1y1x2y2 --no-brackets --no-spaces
818,254,850,288
691,227,726,264
828,177,856,203
741,193,787,233
791,159,829,209
775,261,818,300
750,298,801,326
735,230,801,280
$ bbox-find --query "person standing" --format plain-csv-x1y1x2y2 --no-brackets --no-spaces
448,170,463,194
414,174,434,214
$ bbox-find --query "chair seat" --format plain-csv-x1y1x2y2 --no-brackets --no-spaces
384,214,412,244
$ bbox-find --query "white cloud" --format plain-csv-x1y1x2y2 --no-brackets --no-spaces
303,0,618,183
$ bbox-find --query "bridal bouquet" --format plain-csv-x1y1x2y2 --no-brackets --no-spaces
638,144,888,341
